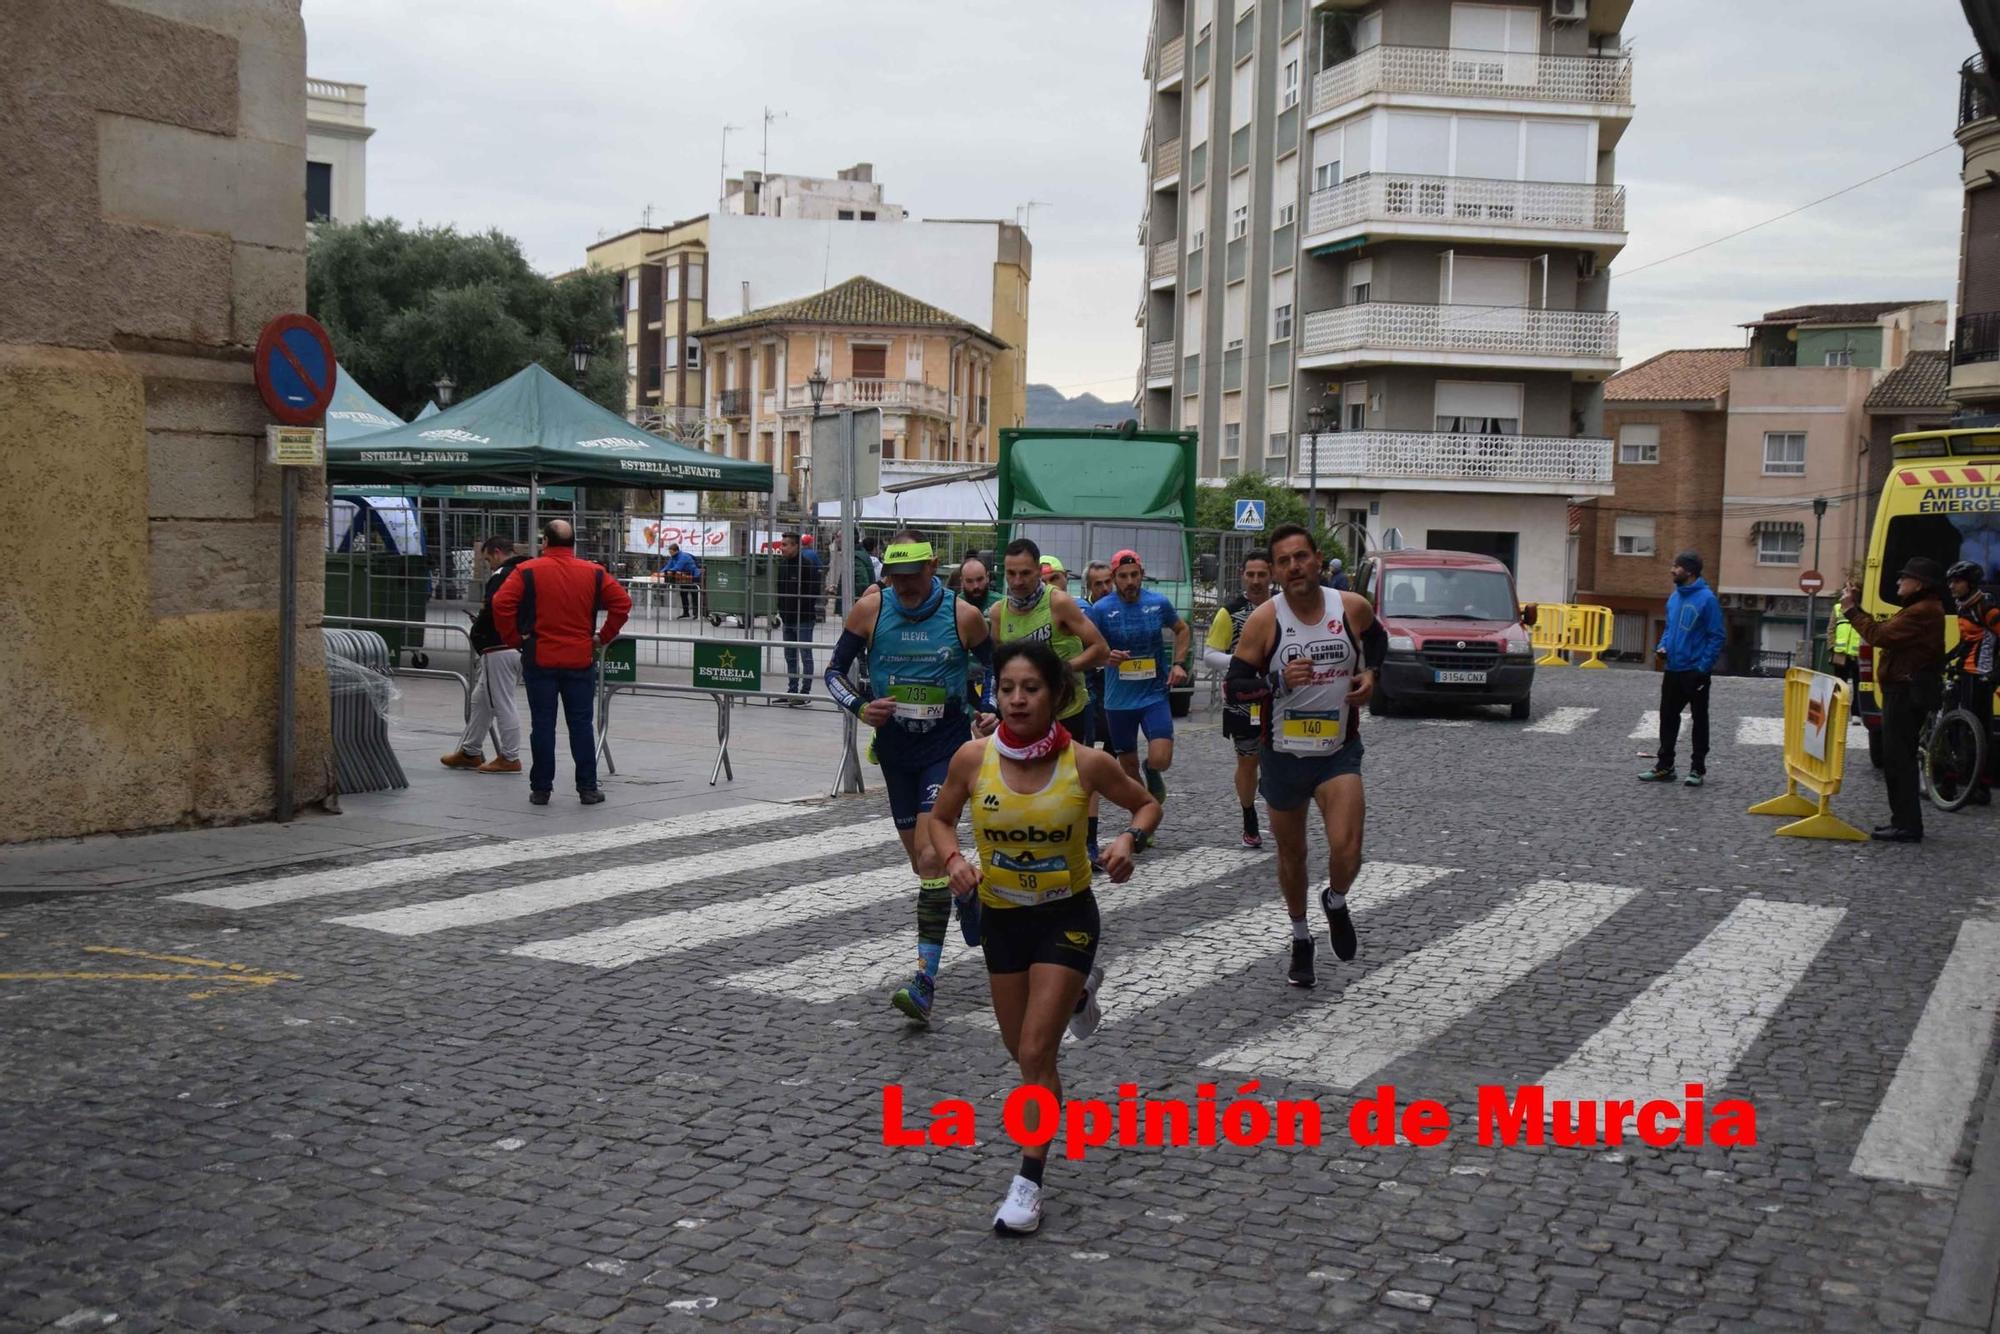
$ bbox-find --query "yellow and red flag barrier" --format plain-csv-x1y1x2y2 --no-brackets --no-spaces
1746,667,1866,841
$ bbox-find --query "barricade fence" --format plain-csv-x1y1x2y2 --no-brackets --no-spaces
1747,667,1866,841
1528,603,1612,668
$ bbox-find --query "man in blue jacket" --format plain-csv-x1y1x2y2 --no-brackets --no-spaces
663,543,702,619
1640,551,1727,787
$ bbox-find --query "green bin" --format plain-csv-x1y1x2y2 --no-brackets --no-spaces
324,553,433,658
700,555,779,626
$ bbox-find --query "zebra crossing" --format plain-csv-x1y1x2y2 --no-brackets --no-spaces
1408,704,1868,747
157,801,2000,1192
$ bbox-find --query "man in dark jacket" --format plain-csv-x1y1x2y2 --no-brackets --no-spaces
441,536,529,774
1640,551,1727,787
1843,557,1949,842
774,532,824,701
492,520,632,805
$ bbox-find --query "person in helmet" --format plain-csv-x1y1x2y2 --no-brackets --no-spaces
1947,560,2000,764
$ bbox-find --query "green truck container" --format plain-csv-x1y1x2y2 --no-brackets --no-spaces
324,553,432,659
996,426,1201,716
700,555,780,627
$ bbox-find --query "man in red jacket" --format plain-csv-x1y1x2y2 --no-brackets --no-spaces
493,519,632,805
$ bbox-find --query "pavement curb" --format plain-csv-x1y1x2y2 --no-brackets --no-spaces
1924,1047,2000,1333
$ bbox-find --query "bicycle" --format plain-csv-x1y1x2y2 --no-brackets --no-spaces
1918,663,1991,812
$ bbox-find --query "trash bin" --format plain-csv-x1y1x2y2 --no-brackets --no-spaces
701,555,780,627
325,554,432,658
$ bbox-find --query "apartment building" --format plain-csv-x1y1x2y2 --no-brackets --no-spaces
723,162,910,221
1716,300,1947,667
693,276,1004,503
584,217,710,424
1574,347,1739,659
306,77,372,225
1135,0,1630,602
1950,53,2000,417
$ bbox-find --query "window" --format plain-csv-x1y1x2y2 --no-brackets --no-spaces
1231,54,1255,131
851,344,887,379
1227,170,1249,239
838,209,855,220
1269,431,1289,461
1272,303,1293,341
861,211,877,221
1231,203,1249,239
626,345,639,376
1762,431,1807,476
1614,516,1656,557
1191,81,1212,147
1223,422,1242,458
1190,228,1205,253
1824,349,1854,367
1618,423,1660,465
686,339,701,369
1343,380,1368,430
1282,57,1300,108
1434,381,1523,435
305,161,332,222
1757,524,1805,566
687,261,705,300
626,275,640,312
1272,155,1297,228
1347,258,1373,305
1312,159,1339,192
665,267,680,302
1355,11,1382,51
665,335,680,369
1223,280,1246,348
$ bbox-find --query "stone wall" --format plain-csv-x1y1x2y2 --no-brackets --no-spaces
0,0,332,843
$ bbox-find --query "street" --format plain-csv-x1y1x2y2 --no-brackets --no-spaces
3,666,1997,1332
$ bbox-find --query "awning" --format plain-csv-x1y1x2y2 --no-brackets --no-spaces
324,362,405,441
332,483,579,503
1751,520,1806,536
815,467,999,524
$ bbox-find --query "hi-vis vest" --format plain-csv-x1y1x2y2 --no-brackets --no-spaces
1270,590,1356,756
971,742,1093,909
997,587,1087,720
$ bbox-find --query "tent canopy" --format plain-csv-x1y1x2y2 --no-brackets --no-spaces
814,466,999,525
415,400,441,419
325,362,405,441
325,363,772,493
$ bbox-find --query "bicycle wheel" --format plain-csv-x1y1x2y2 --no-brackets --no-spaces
1923,708,1987,812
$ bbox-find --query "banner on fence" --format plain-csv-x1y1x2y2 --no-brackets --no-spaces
601,638,638,684
693,641,763,693
626,519,733,555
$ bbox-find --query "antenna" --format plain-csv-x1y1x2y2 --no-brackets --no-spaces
719,122,744,207
641,203,656,229
761,105,789,181
1017,199,1051,231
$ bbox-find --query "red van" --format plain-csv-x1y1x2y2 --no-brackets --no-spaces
1352,549,1537,718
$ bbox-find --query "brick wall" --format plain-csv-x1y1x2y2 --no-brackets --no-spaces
1581,404,1728,609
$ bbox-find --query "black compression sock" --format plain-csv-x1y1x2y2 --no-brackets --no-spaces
1018,1154,1045,1186
1088,816,1100,844
1242,805,1258,835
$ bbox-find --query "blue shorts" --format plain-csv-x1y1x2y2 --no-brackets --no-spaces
1258,737,1365,812
1066,703,1096,749
1104,697,1174,755
882,752,952,831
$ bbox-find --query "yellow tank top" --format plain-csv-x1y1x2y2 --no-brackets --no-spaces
971,741,1094,910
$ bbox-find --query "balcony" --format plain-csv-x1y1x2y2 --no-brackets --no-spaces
1310,45,1633,129
1151,137,1182,187
779,378,952,415
1951,310,2000,405
1304,174,1626,257
718,388,750,418
1292,430,1613,496
1156,34,1186,89
1150,240,1178,286
1297,302,1620,373
1146,340,1176,386
1962,55,1995,130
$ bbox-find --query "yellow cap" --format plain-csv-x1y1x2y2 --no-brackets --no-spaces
1040,555,1066,574
881,541,935,572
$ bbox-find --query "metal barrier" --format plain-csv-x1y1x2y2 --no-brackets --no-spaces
1527,603,1612,668
322,629,408,794
1747,667,1866,841
323,615,477,722
594,630,865,794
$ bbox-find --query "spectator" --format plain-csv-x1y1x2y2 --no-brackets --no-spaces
441,536,528,775
774,531,825,703
1828,603,1861,691
1841,557,1948,843
492,519,631,806
1326,556,1351,592
862,535,884,585
663,542,702,619
1639,551,1726,788
956,555,994,611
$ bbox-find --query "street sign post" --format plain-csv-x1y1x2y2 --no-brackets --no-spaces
1799,569,1825,671
1798,570,1824,595
1233,498,1267,531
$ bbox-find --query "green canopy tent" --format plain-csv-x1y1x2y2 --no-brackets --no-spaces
325,362,405,441
324,362,772,532
415,401,441,419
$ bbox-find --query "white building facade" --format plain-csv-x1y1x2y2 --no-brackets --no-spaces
1136,0,1632,601
723,162,910,221
305,77,372,225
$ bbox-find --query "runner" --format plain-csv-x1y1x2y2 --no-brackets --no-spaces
923,640,1161,1236
1202,547,1275,849
824,532,997,1024
1081,561,1115,752
1091,549,1190,846
990,538,1111,868
1040,555,1069,594
956,555,995,612
1223,524,1383,987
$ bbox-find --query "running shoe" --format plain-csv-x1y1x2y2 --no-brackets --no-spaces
1636,768,1676,783
1144,765,1168,805
1241,830,1263,850
1683,772,1705,788
1288,937,1316,988
1069,964,1104,1040
955,892,983,948
993,1174,1043,1236
891,971,935,1024
1322,888,1358,962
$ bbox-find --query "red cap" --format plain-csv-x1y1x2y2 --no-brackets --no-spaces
1111,549,1142,569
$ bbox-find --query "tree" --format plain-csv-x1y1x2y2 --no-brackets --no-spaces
306,219,624,419
1194,473,1346,566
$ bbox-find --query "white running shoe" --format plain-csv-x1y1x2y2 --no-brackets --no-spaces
1068,964,1105,1041
993,1174,1043,1235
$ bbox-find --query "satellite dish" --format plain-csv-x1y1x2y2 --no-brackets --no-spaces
1381,526,1405,552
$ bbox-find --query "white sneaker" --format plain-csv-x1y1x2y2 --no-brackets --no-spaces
1068,964,1104,1041
993,1174,1042,1235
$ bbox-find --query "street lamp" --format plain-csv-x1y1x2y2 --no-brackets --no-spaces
1808,495,1829,667
569,338,591,386
433,374,455,407
806,366,829,414
1304,403,1328,535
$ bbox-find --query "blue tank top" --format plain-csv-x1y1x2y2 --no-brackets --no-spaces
868,577,968,738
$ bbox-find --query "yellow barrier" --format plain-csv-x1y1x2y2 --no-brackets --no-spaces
1746,667,1866,841
1529,603,1574,666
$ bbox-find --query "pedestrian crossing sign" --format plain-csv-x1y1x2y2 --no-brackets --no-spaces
1234,498,1266,531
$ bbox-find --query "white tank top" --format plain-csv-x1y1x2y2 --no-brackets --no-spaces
1270,589,1355,756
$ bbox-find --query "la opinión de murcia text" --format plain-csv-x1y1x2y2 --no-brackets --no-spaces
881,1083,1757,1160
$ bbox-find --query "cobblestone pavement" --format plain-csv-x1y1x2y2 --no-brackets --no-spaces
3,668,1998,1331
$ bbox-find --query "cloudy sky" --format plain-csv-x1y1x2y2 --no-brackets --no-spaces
307,0,1975,399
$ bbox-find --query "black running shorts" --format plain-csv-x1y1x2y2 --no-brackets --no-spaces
980,892,1101,976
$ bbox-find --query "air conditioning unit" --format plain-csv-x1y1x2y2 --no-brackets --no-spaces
1550,0,1587,22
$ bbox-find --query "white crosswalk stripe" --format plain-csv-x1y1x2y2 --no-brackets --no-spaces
509,867,916,969
1849,919,2000,1188
1206,880,1639,1089
326,823,899,937
722,846,1273,1003
1523,707,1597,735
1537,899,1846,1110
172,803,802,910
1736,716,1786,746
1631,710,1658,740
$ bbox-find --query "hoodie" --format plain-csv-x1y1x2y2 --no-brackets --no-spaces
1658,576,1725,673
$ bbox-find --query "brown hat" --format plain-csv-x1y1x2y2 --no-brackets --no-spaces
1896,556,1945,590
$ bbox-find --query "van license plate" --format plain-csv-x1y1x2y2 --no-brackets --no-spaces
1433,670,1488,685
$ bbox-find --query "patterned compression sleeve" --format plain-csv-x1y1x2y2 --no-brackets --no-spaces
1224,654,1276,705
971,636,997,712
1361,620,1387,671
823,629,869,717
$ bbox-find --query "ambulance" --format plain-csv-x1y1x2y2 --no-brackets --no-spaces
1855,428,2000,762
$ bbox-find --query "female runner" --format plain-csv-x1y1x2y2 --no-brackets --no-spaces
922,640,1161,1235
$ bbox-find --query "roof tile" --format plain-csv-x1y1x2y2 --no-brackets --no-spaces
1864,349,1952,411
1604,347,1745,403
695,275,1005,346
